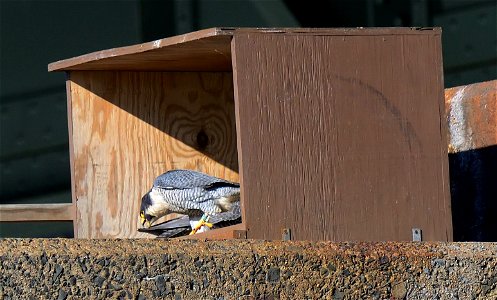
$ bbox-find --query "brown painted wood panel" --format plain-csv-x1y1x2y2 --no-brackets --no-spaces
0,204,74,222
232,32,452,241
69,71,238,238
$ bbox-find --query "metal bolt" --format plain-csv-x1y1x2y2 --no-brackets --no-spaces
412,228,422,241
282,228,292,241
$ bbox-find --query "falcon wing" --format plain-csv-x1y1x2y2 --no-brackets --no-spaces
157,228,189,238
138,215,191,238
209,202,241,223
153,169,239,190
138,215,191,231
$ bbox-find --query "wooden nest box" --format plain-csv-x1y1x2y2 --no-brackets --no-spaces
49,28,452,241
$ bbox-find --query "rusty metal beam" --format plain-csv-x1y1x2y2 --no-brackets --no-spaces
445,79,497,153
445,79,497,242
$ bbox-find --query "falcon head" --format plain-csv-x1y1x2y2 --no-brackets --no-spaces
139,190,170,228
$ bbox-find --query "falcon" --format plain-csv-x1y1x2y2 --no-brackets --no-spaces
139,169,240,235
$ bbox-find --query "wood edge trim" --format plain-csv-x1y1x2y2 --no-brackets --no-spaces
66,74,78,237
0,203,75,222
232,27,442,36
435,37,453,242
230,35,248,237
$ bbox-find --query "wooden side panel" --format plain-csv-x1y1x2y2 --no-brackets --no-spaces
69,71,238,238
232,32,452,241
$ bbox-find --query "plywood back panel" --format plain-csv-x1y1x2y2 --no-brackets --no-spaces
69,71,238,238
232,32,452,241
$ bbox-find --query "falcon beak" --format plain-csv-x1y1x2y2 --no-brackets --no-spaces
140,215,146,227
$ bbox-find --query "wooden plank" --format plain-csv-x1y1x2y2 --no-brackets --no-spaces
232,31,451,241
48,28,440,72
69,71,239,238
179,224,246,240
0,204,74,222
48,28,234,72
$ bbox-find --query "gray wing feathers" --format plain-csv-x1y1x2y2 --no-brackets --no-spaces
153,169,239,189
208,202,241,223
141,215,191,230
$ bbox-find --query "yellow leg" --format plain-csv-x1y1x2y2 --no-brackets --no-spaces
189,215,213,235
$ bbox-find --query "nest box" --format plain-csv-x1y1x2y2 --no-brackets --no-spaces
49,28,452,241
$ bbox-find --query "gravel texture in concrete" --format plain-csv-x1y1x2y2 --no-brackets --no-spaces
1,239,496,299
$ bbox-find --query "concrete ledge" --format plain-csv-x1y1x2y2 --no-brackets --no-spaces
1,240,496,299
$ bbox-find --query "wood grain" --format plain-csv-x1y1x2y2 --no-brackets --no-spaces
232,31,451,241
0,204,74,222
69,71,238,238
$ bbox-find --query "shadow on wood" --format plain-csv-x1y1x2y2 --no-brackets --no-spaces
69,71,238,173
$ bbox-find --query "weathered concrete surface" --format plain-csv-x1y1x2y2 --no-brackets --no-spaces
1,239,497,299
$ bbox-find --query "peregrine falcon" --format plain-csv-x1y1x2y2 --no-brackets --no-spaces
139,169,240,234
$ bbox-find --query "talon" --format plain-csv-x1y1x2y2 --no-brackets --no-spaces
189,215,212,235
204,222,214,228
